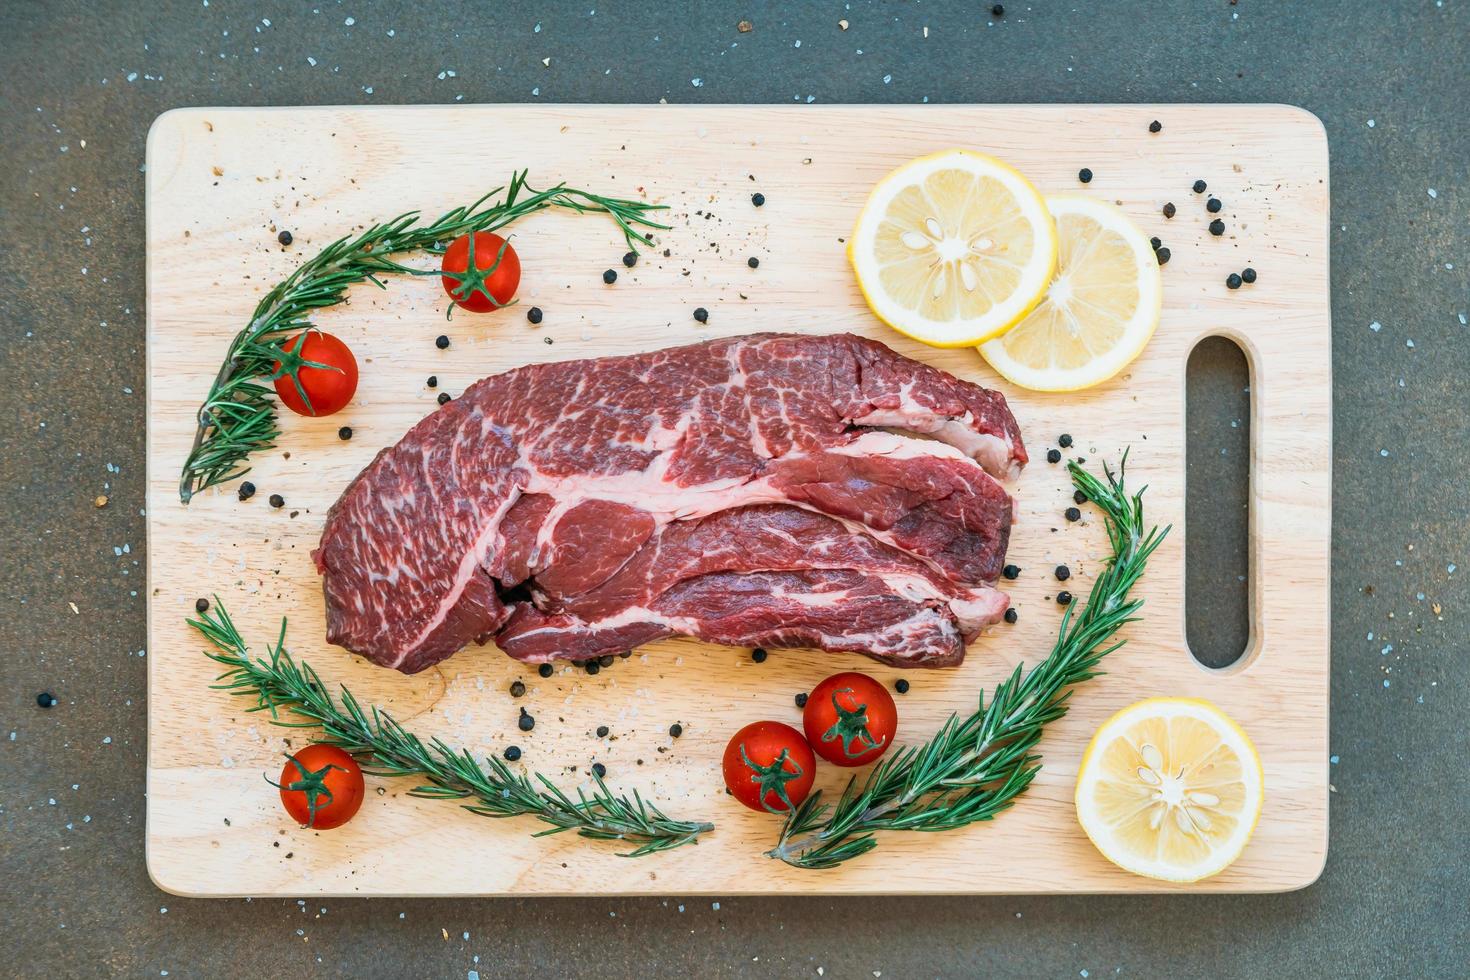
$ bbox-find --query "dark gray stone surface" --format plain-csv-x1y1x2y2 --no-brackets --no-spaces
2,1,1466,976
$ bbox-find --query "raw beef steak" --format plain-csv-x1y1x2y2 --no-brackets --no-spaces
313,333,1025,673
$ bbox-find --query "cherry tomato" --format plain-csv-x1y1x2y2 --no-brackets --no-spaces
271,330,358,417
440,231,521,312
802,672,897,768
271,743,365,830
722,721,815,814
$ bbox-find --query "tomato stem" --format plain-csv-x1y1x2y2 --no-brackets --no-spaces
819,688,885,759
441,231,517,319
265,752,344,829
738,742,806,814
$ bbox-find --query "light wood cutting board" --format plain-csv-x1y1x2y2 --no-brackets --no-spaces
145,105,1330,896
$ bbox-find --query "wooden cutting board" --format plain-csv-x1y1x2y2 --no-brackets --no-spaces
145,105,1330,896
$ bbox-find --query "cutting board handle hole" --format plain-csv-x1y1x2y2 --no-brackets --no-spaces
1185,336,1252,670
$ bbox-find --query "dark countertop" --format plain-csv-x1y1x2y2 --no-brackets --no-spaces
2,2,1466,976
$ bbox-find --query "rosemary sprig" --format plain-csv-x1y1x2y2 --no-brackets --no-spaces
768,456,1169,870
188,601,711,857
179,171,668,503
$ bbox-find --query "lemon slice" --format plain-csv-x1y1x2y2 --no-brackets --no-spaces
979,195,1161,391
1075,698,1264,883
849,150,1058,348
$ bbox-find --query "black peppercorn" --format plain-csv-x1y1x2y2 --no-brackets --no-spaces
1002,564,1021,580
269,493,285,509
1149,120,1162,133
338,426,352,441
669,723,683,738
752,648,768,663
596,725,609,738
518,708,535,732
991,3,1004,14
620,651,632,659
1046,448,1062,464
1003,608,1019,624
592,762,607,779
1209,219,1226,236
1162,202,1176,219
693,307,709,323
1155,247,1171,265
527,307,543,324
747,256,759,269
435,334,450,349
195,597,210,613
277,230,293,246
509,680,526,697
238,481,256,501
437,392,451,405
1207,197,1223,214
538,663,554,678
1065,506,1082,522
1242,267,1257,284
622,251,638,268
598,654,615,668
1078,168,1093,184
1056,591,1074,606
1058,433,1074,448
1055,564,1071,581
602,269,617,284
794,692,808,708
37,692,58,708
1074,489,1088,505
1193,179,1207,194
751,192,765,207
504,745,522,761
1226,273,1243,289
1150,236,1161,250
427,375,438,388
895,678,910,694
585,661,600,676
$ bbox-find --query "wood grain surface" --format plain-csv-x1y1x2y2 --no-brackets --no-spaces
145,104,1330,896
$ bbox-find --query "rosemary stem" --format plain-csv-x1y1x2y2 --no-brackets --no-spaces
179,173,667,503
768,456,1169,869
188,600,712,857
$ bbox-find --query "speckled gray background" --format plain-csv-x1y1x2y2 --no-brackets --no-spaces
2,2,1467,977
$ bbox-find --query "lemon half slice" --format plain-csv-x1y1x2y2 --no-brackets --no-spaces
849,150,1058,348
1075,698,1264,883
980,195,1161,391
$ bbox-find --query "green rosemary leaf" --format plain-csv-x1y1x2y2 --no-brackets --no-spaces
188,600,711,857
768,456,1170,870
180,174,669,502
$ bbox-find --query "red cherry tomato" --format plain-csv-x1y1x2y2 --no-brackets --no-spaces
802,672,897,768
722,721,816,814
271,330,358,417
440,231,521,312
272,743,365,830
